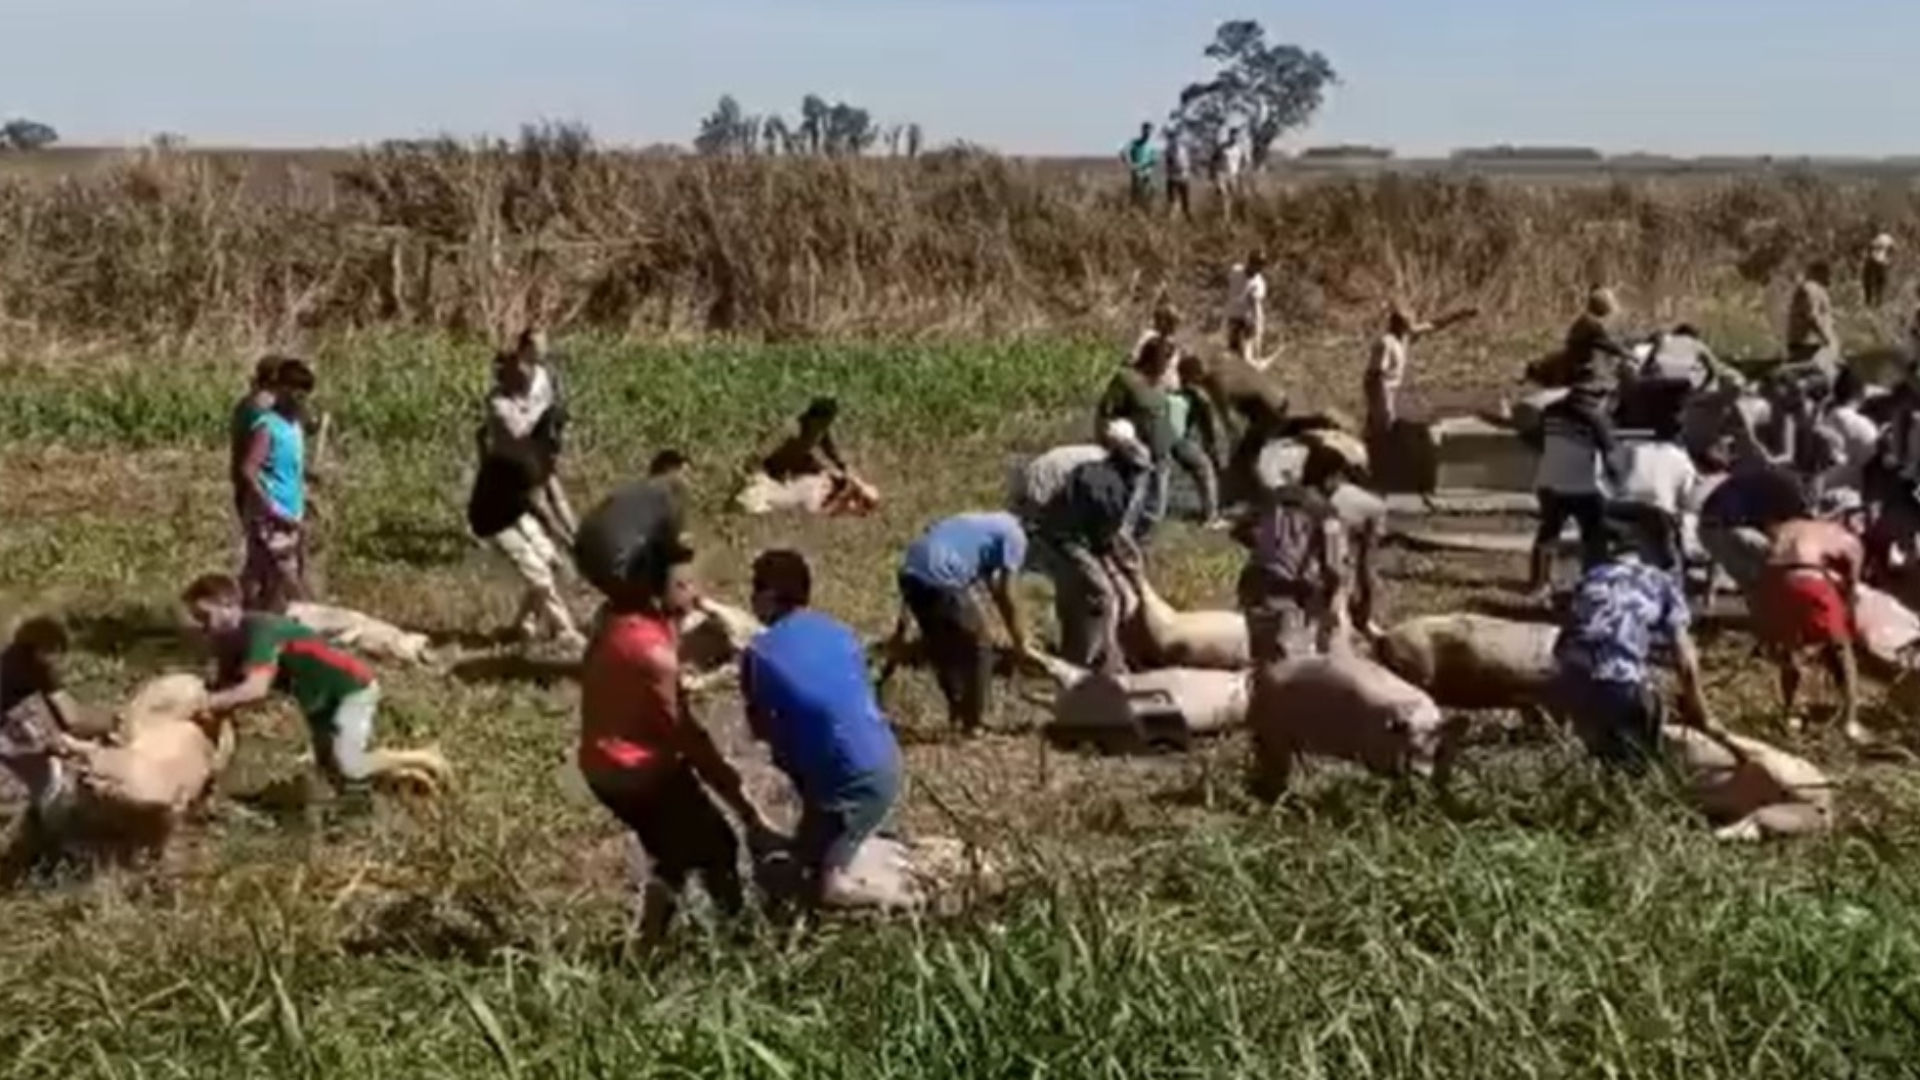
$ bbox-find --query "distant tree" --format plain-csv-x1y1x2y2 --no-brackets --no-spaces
823,102,877,156
694,95,758,156
0,118,59,151
151,131,187,151
799,94,829,156
1173,20,1336,168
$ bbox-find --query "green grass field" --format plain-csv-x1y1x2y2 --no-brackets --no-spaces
6,333,1920,1078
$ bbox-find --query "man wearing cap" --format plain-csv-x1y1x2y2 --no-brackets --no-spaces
1006,422,1152,534
1031,426,1153,673
1551,502,1715,772
1232,435,1364,662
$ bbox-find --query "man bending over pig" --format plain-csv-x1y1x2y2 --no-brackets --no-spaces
184,574,448,805
1233,436,1365,662
1551,504,1714,771
1754,516,1869,745
893,512,1033,735
742,550,904,908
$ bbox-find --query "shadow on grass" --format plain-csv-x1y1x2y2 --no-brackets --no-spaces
345,520,472,570
450,653,581,687
345,890,522,964
63,604,201,667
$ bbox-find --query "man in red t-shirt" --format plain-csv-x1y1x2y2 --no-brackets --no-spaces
578,535,773,942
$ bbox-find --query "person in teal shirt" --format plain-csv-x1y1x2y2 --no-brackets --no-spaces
238,358,315,613
1122,123,1158,207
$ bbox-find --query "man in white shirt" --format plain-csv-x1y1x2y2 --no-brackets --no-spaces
1214,129,1247,214
1224,252,1269,361
1609,418,1701,572
1817,370,1881,510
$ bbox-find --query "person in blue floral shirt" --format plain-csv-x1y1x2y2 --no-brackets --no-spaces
1552,502,1716,770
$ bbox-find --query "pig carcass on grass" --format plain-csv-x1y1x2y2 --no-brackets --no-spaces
1373,614,1558,712
1247,651,1464,801
1117,568,1251,672
288,602,437,667
754,835,1002,915
51,674,234,863
1029,651,1249,755
1662,725,1833,841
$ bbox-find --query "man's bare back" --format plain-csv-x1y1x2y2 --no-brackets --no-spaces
1767,519,1862,581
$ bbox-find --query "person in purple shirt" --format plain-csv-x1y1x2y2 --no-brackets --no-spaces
742,549,903,907
892,512,1033,735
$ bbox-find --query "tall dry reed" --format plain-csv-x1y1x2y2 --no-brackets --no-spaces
0,131,1909,347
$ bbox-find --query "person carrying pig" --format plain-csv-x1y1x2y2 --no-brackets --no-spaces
468,343,586,652
1550,503,1715,772
892,511,1033,735
1187,330,1292,513
1233,435,1364,663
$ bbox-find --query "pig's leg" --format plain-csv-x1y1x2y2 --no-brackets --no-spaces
1713,802,1830,841
1247,723,1294,804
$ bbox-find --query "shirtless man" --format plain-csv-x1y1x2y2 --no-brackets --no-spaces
1754,517,1868,745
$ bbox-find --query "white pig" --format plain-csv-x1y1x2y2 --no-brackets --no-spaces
1372,614,1558,713
1247,651,1464,801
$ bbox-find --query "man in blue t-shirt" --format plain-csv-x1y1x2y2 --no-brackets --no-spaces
238,358,316,613
893,512,1032,735
742,549,902,906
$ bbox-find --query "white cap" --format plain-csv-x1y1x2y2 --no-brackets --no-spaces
1101,419,1151,466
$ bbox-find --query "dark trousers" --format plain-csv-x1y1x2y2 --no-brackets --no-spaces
1865,259,1890,308
1166,178,1191,219
1552,671,1664,774
1533,490,1607,588
899,573,992,732
588,767,743,913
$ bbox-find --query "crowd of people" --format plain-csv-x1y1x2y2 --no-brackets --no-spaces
7,240,1920,935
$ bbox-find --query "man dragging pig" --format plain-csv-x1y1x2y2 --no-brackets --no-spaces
1754,515,1870,746
741,550,904,909
184,574,450,809
888,511,1033,735
1550,503,1715,771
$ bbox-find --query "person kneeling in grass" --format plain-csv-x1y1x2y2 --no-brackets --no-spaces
183,574,450,804
889,512,1032,735
578,538,774,943
742,550,903,908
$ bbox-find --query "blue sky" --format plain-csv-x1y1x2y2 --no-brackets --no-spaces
3,0,1912,156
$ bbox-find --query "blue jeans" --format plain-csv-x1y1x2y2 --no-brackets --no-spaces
796,761,901,875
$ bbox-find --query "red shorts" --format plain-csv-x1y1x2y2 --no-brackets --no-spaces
1755,569,1853,649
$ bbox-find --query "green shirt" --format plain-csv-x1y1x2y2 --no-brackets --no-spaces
243,614,375,721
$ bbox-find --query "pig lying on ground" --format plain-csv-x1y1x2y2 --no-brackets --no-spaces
44,674,235,865
1662,725,1834,841
1115,567,1251,672
677,598,764,695
1372,614,1558,713
1027,651,1249,753
288,603,437,667
755,835,1002,915
734,472,881,517
1247,650,1463,801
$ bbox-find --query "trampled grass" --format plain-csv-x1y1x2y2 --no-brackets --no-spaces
5,334,1920,1077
